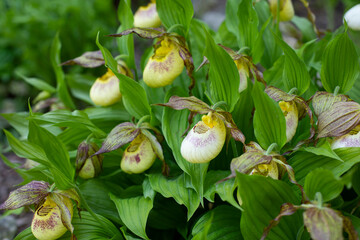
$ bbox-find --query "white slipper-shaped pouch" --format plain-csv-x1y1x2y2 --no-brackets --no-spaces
181,112,226,163
133,1,161,28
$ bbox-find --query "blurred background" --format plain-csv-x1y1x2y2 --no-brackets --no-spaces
0,0,359,239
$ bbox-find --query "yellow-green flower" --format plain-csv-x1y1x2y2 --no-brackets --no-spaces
279,100,298,143
250,160,279,179
121,133,157,174
180,112,226,163
143,38,184,88
31,195,73,240
133,1,161,28
234,58,250,93
269,0,295,22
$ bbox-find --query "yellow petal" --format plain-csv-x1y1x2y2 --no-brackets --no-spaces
90,69,121,106
279,101,298,143
235,59,249,93
121,134,157,174
134,3,161,28
331,125,360,149
31,196,73,240
269,0,294,22
143,39,184,88
181,112,226,163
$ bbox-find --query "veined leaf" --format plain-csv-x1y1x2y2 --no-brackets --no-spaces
50,33,75,109
304,169,344,202
273,32,311,95
252,81,287,150
157,0,194,34
236,173,302,240
204,29,239,112
191,205,243,240
237,0,259,50
110,193,153,240
96,33,151,119
17,72,56,93
148,173,200,220
321,31,360,93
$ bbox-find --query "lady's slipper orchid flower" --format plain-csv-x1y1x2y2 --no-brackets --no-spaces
279,100,298,143
90,61,133,107
31,195,73,240
133,0,161,28
121,133,157,174
76,141,103,179
234,58,250,93
180,112,226,163
331,125,360,149
344,4,360,31
0,181,80,240
269,0,295,22
143,38,185,88
93,120,165,174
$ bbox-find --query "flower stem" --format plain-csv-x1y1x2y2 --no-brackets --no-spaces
315,192,323,209
265,143,278,155
288,88,298,95
136,115,151,128
211,101,228,111
333,86,340,96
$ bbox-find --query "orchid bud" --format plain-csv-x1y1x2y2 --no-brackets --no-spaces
143,38,184,88
181,112,226,163
31,195,73,240
279,101,298,143
331,125,360,149
344,4,360,31
234,59,249,93
76,142,103,179
269,0,295,22
121,133,157,174
133,1,161,28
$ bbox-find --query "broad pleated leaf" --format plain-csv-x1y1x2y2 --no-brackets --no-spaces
50,33,75,109
204,29,239,112
0,181,49,210
17,72,56,93
236,173,302,240
191,205,243,240
110,193,153,240
96,33,151,119
148,173,200,220
252,81,287,150
273,33,310,95
156,0,193,34
321,32,360,93
304,169,344,202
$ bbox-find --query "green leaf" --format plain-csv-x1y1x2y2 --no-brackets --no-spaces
28,121,74,189
252,81,287,150
203,171,240,210
110,193,153,240
291,16,317,42
191,205,243,240
302,140,343,162
162,87,208,201
273,33,311,95
290,147,360,184
236,0,259,50
50,33,75,109
156,0,194,34
96,33,151,119
1,112,29,137
304,169,344,202
236,173,302,240
204,29,239,112
321,32,360,93
17,72,56,93
79,179,122,224
117,0,135,69
148,173,200,220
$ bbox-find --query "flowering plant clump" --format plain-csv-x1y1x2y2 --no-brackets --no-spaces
2,0,360,239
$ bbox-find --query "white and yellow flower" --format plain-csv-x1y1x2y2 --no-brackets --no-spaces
121,133,157,174
250,160,279,179
331,125,360,149
31,195,73,240
181,112,226,163
279,100,298,143
143,38,184,88
269,0,295,22
134,1,161,28
344,4,360,31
